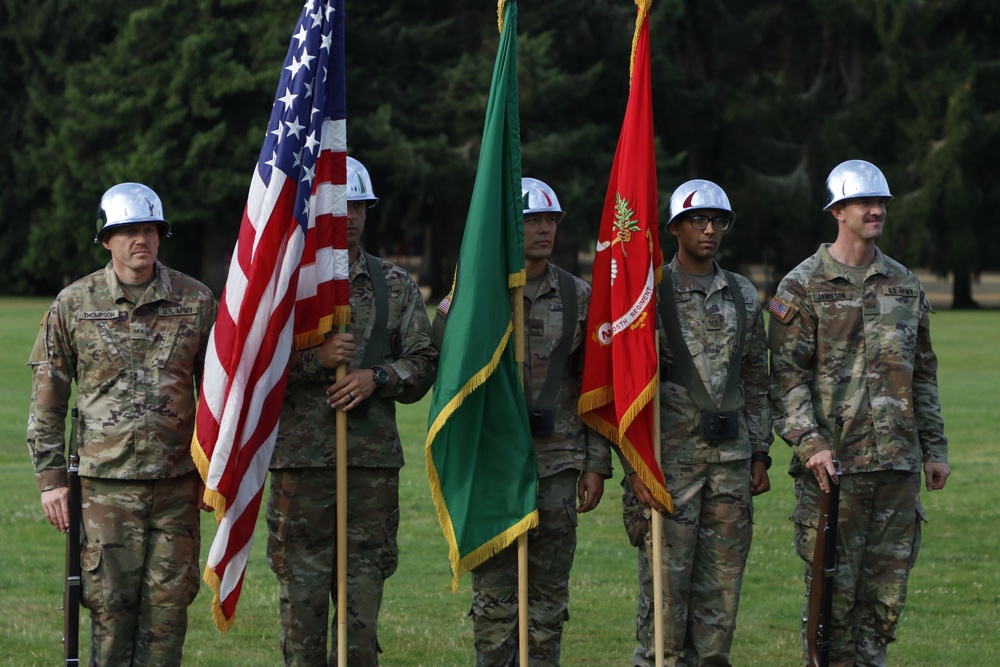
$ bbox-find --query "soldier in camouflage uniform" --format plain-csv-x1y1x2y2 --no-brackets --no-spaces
768,160,950,667
26,183,216,666
622,180,772,667
266,157,438,667
432,178,612,666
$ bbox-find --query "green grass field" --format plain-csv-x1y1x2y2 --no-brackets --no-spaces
1,296,997,665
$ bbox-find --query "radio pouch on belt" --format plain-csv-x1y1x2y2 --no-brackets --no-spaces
526,267,577,437
656,269,747,442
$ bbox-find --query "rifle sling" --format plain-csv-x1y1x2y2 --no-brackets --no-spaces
656,268,746,414
526,265,577,411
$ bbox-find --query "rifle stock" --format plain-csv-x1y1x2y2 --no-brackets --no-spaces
805,421,843,667
63,408,82,666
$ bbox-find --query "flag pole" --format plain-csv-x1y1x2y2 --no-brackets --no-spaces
512,283,529,667
652,328,664,667
336,358,348,667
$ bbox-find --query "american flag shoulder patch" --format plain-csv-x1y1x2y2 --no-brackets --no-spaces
768,295,794,322
436,294,452,317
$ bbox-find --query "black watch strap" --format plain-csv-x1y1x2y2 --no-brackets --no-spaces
372,365,389,390
751,452,772,470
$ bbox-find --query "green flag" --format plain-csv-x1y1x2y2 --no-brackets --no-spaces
425,0,537,591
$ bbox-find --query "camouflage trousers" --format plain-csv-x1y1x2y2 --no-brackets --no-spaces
266,466,400,667
622,459,753,667
79,472,201,667
470,469,580,667
793,470,923,667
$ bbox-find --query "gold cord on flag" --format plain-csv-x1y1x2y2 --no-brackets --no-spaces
631,0,652,86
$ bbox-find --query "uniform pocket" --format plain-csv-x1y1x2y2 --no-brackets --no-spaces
76,322,127,392
377,507,400,580
80,542,103,611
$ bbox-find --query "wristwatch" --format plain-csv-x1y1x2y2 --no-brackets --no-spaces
371,365,389,391
751,452,772,470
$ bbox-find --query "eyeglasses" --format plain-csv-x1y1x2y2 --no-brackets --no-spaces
682,215,732,231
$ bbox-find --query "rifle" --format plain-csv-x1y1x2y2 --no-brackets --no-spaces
804,419,843,667
62,408,82,666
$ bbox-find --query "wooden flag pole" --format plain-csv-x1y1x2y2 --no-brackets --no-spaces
652,330,664,667
336,360,348,667
512,284,529,667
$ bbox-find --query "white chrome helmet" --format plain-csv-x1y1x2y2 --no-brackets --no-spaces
95,182,170,243
346,156,379,207
521,177,565,222
823,159,892,210
667,179,735,225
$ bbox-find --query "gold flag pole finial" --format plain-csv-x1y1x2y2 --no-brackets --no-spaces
631,0,652,86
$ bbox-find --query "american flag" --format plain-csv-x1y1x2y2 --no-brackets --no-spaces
191,0,348,632
768,295,791,322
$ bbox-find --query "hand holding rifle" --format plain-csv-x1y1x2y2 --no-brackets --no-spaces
804,418,844,667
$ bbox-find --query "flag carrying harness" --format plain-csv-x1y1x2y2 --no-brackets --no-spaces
524,265,577,436
359,251,398,365
656,269,747,441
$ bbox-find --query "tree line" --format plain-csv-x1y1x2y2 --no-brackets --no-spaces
2,0,997,306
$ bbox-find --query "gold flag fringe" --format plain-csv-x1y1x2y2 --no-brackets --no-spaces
497,0,506,35
190,405,228,520
203,564,237,634
579,379,674,512
292,306,351,352
509,267,526,289
426,320,539,590
452,510,538,591
630,0,652,85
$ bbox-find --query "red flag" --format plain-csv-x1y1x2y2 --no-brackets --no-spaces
578,3,672,512
190,0,348,632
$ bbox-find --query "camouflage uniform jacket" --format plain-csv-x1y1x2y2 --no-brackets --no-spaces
524,264,612,479
768,244,948,476
654,255,771,465
27,261,216,491
270,253,438,469
431,263,613,480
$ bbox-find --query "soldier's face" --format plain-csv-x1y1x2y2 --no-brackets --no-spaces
524,212,559,262
832,197,887,241
670,207,725,261
347,200,367,251
102,223,160,279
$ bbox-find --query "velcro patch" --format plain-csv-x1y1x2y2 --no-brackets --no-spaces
811,291,850,302
80,310,120,320
159,306,196,316
768,296,793,323
883,286,917,298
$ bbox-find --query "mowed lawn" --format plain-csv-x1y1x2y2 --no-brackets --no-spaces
1,296,996,666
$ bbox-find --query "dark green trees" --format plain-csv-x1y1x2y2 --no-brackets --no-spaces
2,1,997,306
